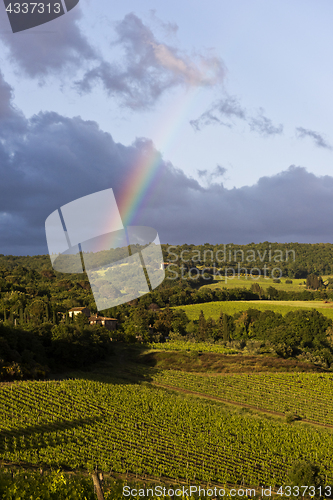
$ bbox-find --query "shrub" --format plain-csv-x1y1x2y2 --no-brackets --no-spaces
285,411,302,423
286,460,324,496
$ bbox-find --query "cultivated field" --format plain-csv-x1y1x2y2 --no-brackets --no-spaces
151,370,333,426
2,376,333,488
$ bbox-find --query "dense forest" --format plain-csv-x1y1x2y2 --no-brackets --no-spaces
163,242,333,277
2,241,333,276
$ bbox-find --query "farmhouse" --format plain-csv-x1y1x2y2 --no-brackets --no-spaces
68,307,91,318
160,262,170,270
89,315,117,331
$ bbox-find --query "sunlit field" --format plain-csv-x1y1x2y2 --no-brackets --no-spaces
200,274,306,292
172,300,333,321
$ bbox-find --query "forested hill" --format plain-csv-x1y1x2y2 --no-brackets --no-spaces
2,242,333,277
164,242,333,278
0,254,51,271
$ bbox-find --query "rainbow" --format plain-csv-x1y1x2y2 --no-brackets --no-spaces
116,87,201,228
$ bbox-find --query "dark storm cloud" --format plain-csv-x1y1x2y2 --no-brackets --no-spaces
296,127,332,150
138,165,333,246
0,71,14,119
1,112,333,253
0,88,201,253
0,70,26,134
76,13,225,110
0,3,96,78
0,70,332,254
191,98,283,137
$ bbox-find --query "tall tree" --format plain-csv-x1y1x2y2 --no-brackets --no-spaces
197,310,207,341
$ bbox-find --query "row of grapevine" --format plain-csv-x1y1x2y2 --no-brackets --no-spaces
1,378,333,487
151,371,333,426
0,467,261,500
148,341,238,354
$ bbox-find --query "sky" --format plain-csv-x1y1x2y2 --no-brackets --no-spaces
0,0,333,255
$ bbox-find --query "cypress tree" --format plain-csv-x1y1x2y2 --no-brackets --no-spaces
219,312,230,342
218,311,224,329
223,316,230,342
198,310,207,340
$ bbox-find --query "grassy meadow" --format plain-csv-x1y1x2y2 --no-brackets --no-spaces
200,274,306,291
172,300,333,321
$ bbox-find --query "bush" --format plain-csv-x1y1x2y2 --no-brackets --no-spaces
285,411,302,423
286,460,324,496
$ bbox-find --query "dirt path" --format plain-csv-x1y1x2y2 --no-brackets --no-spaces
152,382,333,430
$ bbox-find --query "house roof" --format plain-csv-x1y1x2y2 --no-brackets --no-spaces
148,302,160,310
69,307,88,312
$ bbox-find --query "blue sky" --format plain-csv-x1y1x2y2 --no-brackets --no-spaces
1,0,333,254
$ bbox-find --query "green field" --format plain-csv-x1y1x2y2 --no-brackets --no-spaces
148,341,238,354
200,275,307,292
152,370,333,426
2,377,333,488
172,300,333,321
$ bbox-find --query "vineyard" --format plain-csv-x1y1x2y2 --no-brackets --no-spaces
148,341,238,354
0,467,264,500
151,371,333,425
0,467,98,500
1,378,333,488
172,300,333,321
